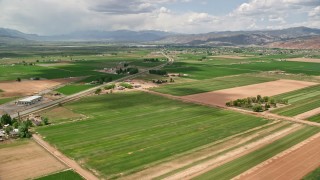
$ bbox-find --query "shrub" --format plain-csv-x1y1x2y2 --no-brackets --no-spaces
253,104,263,112
120,82,133,89
105,84,116,90
95,88,102,94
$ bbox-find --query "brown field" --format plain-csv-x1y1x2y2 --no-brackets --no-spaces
286,58,320,63
236,133,320,180
0,140,66,180
0,78,80,97
37,62,73,67
182,79,318,107
211,55,252,59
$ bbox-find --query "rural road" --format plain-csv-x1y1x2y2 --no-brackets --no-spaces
10,51,172,119
33,134,99,180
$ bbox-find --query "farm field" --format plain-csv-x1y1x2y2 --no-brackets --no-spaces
36,92,269,179
0,78,80,97
193,126,320,180
163,54,320,80
0,140,66,180
287,57,320,63
152,74,275,96
56,84,96,95
181,79,317,107
308,114,320,123
36,170,83,180
303,167,320,180
125,121,295,180
271,85,320,117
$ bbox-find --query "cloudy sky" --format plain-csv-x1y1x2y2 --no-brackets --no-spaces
0,0,319,35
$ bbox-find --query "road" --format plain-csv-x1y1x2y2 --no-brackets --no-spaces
33,134,99,180
10,51,171,119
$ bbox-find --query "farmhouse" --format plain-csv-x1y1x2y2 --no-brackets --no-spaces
17,95,42,106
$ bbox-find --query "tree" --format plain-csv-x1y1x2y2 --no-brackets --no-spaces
42,117,49,125
253,104,263,112
4,125,13,135
1,114,12,126
18,120,32,138
16,77,21,82
95,88,102,94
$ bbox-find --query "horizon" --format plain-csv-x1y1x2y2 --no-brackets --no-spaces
0,0,319,35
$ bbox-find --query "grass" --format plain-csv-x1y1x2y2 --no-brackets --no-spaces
56,84,95,95
152,75,275,96
308,114,320,123
37,92,269,178
0,97,17,105
271,85,320,117
193,126,320,180
164,59,320,80
36,170,83,180
303,167,320,180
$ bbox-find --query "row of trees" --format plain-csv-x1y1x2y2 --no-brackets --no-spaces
96,76,113,84
143,58,166,62
226,95,288,112
149,70,167,75
116,68,139,75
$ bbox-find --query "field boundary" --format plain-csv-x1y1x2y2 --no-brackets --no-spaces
32,134,99,180
233,132,320,180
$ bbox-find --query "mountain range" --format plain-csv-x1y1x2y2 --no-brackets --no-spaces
1,27,320,49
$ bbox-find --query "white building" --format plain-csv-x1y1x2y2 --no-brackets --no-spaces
17,96,42,106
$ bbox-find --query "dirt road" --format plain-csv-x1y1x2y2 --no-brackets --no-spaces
32,134,99,180
235,133,320,180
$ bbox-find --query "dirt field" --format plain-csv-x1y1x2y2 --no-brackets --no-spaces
235,133,320,180
182,79,318,107
211,55,252,59
37,62,73,67
286,58,320,63
0,78,80,97
0,140,66,180
294,107,320,120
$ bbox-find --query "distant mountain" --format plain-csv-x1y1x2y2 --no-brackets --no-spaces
158,27,320,46
44,30,174,42
268,36,320,49
0,27,320,48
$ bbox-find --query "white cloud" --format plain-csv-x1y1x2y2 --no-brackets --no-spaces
0,0,319,35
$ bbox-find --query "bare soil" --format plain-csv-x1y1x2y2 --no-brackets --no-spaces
164,124,302,180
286,58,320,63
0,140,66,180
37,63,73,67
235,133,320,180
294,107,320,120
182,79,318,107
0,78,81,97
211,55,251,59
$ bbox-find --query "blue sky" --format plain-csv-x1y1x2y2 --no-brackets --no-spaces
0,0,319,35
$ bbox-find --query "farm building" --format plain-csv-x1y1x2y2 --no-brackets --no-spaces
17,96,42,105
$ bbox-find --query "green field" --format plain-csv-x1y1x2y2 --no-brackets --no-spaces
271,85,320,117
308,114,320,123
36,170,83,180
164,58,320,80
152,75,275,96
193,126,320,180
37,92,268,178
56,84,96,95
303,167,320,180
0,97,17,105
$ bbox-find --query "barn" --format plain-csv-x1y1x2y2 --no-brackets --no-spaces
17,96,42,105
